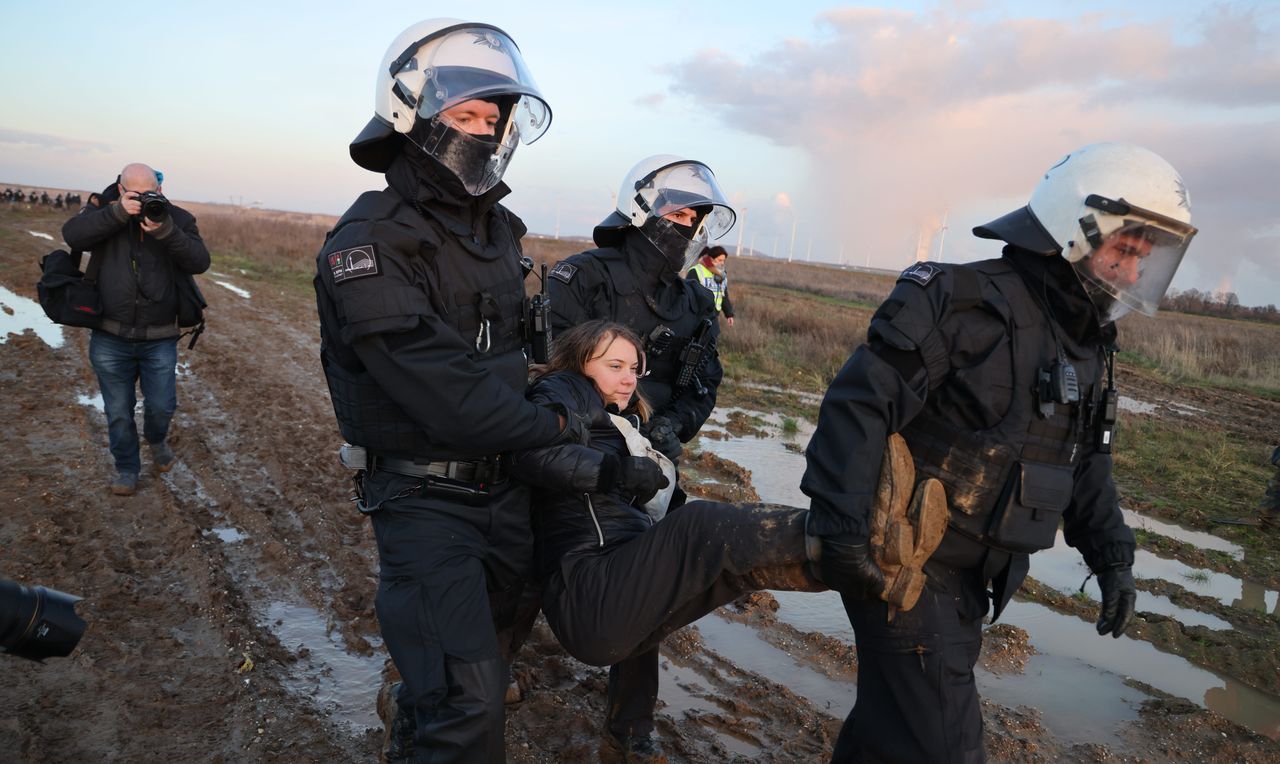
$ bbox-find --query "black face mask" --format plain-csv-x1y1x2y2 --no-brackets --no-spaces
639,216,698,273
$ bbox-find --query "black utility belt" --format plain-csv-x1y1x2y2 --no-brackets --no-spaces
370,455,505,486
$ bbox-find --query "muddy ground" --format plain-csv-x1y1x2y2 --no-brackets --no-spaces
2,202,1278,762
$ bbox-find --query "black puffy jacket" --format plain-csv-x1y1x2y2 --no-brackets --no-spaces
509,371,656,579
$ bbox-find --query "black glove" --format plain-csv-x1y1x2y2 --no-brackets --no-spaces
1095,565,1136,638
817,536,885,600
642,415,682,461
549,404,590,446
616,456,669,505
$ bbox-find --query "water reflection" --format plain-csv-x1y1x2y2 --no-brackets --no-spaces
264,601,383,731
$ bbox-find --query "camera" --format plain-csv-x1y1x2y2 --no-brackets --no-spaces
136,190,170,222
0,578,87,662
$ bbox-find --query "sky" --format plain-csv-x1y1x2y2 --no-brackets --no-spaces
2,1,1277,307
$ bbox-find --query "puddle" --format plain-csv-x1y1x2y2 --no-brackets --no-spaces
77,391,104,413
1122,508,1245,560
27,230,54,240
734,381,825,407
209,526,246,544
1118,396,1158,415
1033,535,1233,631
659,666,764,757
1118,395,1206,418
263,601,382,731
697,407,1280,743
1132,549,1279,613
695,613,854,716
215,280,251,299
0,284,64,348
769,590,1143,747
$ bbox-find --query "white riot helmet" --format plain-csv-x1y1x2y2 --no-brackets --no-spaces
974,143,1197,323
595,155,736,273
349,19,552,195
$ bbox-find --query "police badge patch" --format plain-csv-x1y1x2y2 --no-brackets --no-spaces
329,245,380,284
899,262,941,287
548,262,577,284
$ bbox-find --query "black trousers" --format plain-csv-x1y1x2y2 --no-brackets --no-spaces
365,470,533,764
542,501,813,737
830,560,989,764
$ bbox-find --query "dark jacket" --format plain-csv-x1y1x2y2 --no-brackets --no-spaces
802,248,1135,611
509,371,656,579
61,200,210,338
547,228,723,441
314,151,562,459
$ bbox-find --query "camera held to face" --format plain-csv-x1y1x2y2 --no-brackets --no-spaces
136,191,170,222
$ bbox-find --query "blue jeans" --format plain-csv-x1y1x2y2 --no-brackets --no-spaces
88,330,179,474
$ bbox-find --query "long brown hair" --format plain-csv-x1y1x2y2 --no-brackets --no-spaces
538,320,652,421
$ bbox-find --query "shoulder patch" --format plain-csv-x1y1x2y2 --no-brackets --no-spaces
548,261,577,284
328,244,380,284
898,262,941,287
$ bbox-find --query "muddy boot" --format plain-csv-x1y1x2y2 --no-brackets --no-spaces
868,434,948,616
378,681,415,764
599,731,668,764
741,563,826,592
110,472,138,496
149,440,176,473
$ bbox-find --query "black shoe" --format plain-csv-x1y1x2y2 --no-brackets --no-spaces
382,683,415,764
599,731,668,764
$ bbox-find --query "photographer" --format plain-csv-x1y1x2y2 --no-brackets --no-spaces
62,163,210,496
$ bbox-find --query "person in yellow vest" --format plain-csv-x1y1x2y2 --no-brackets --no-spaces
686,244,735,326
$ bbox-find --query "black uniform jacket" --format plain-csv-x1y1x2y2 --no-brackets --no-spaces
508,371,656,580
547,228,723,442
802,248,1135,575
314,152,561,459
62,200,210,335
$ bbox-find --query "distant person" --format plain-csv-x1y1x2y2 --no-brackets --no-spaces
802,143,1199,762
313,18,575,763
686,244,735,326
511,320,821,762
61,163,210,496
1261,445,1280,530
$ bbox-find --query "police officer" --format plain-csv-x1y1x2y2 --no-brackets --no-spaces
802,143,1198,762
542,157,734,760
313,19,577,763
548,155,736,463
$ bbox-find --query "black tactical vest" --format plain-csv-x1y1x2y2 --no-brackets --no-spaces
317,189,529,459
900,259,1107,555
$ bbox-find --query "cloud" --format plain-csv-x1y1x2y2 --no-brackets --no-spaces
633,93,666,108
667,5,1280,306
0,127,111,154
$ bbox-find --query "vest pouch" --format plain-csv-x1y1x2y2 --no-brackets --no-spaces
987,461,1072,553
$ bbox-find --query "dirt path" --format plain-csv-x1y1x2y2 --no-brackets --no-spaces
2,204,1277,762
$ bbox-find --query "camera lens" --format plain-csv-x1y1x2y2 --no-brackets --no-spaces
142,199,168,222
0,579,86,662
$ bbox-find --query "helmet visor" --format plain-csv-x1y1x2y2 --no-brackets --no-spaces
392,26,551,144
1068,197,1196,323
633,162,736,240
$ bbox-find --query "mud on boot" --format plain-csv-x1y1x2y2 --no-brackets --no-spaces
378,681,415,764
110,472,138,496
599,731,668,764
149,440,176,473
869,434,948,616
